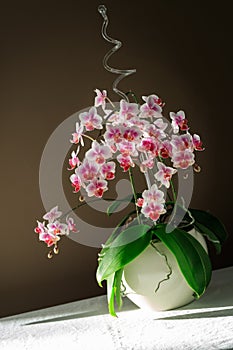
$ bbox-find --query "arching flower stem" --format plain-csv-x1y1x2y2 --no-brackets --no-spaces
128,168,141,224
170,179,177,202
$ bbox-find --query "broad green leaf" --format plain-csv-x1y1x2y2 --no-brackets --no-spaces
107,195,134,216
107,192,142,216
97,224,152,285
104,210,136,246
98,210,136,276
106,269,124,317
114,269,123,309
163,202,195,231
194,221,221,254
107,273,117,317
189,209,228,246
153,224,212,297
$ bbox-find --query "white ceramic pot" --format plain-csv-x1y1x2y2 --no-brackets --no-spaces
122,228,208,311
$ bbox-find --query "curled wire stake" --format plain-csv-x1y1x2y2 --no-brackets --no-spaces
98,5,136,102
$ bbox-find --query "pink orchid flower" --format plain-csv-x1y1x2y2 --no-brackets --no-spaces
70,122,84,146
79,107,103,131
154,162,177,188
171,134,193,152
142,94,164,108
68,148,80,170
141,202,166,222
100,161,116,180
47,220,69,236
119,100,139,119
70,173,82,193
39,231,60,247
154,118,168,131
123,126,142,142
94,89,107,109
145,124,166,140
137,137,159,156
129,117,149,130
107,112,122,124
140,95,162,118
172,149,195,169
192,134,204,151
117,139,138,157
76,159,100,183
142,183,165,204
34,221,46,234
104,125,123,145
170,110,189,134
159,140,173,158
66,217,78,233
140,157,155,172
86,179,108,198
85,141,112,165
43,206,62,223
117,154,135,172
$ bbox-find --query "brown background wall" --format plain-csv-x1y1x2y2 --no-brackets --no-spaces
0,0,232,317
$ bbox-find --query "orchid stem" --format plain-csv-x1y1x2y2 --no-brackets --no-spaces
128,168,141,224
60,196,117,220
170,180,177,202
82,134,95,142
106,97,115,108
166,190,173,202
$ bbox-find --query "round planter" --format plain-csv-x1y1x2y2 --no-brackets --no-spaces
122,228,208,311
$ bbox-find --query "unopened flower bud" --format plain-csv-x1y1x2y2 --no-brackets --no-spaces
53,246,59,254
136,198,144,207
47,251,53,259
140,165,146,173
79,195,85,202
194,163,201,173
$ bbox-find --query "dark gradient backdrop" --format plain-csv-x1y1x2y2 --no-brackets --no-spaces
0,0,232,317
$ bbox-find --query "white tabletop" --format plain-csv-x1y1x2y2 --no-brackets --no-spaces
0,266,233,350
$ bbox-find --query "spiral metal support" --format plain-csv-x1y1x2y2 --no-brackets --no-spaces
98,5,136,102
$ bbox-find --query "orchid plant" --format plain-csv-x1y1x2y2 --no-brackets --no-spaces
35,89,228,316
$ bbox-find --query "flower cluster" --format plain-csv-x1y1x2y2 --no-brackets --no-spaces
34,206,78,255
68,88,204,205
35,88,204,253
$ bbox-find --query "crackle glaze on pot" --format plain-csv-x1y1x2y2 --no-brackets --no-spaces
122,228,208,311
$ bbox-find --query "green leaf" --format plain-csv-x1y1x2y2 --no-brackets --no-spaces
194,221,221,254
105,210,136,245
97,224,152,285
107,195,134,216
189,209,228,246
97,210,136,287
107,273,117,317
98,210,136,276
114,269,123,309
106,192,142,216
153,224,212,297
106,268,124,317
